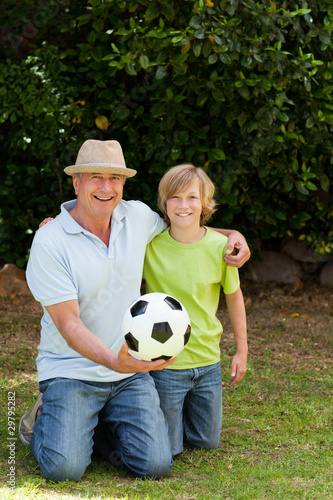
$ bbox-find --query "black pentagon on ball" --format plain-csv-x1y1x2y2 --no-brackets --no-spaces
151,355,172,361
130,300,148,317
151,322,173,344
124,332,139,352
184,325,191,345
164,296,182,310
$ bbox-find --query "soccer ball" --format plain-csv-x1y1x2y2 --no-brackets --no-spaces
122,292,191,361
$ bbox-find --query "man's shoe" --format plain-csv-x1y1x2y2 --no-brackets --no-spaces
19,393,43,446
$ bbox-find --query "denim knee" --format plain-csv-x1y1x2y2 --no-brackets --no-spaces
125,451,173,480
187,434,221,450
38,451,88,482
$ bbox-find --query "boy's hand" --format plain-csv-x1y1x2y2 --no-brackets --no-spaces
39,217,54,229
229,351,247,386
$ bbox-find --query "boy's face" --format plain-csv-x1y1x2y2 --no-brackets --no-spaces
166,179,202,231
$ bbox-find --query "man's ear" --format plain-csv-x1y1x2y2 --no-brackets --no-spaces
73,175,80,195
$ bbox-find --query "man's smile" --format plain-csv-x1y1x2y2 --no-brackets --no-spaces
94,195,113,201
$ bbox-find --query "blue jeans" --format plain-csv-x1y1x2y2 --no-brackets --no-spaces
31,374,173,481
150,362,222,456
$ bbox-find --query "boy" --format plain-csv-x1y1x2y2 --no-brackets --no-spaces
143,164,248,456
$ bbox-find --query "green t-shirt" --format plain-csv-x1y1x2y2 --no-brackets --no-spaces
143,227,240,369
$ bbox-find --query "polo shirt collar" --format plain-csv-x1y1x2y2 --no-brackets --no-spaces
58,199,128,235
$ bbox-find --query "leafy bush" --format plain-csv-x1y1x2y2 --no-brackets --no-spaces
1,0,332,267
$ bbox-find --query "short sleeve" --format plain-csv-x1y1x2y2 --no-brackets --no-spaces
26,242,78,307
220,240,240,295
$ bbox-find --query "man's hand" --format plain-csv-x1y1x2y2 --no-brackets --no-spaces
115,342,176,373
224,230,250,268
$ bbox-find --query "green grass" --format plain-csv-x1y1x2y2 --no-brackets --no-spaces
0,283,332,499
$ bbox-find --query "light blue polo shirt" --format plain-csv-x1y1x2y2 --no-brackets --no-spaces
26,199,166,382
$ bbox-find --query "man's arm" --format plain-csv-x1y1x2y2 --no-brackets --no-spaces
208,228,250,268
46,299,175,374
225,287,248,386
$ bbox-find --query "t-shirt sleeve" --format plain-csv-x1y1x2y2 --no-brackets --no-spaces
221,265,240,294
26,242,78,307
220,241,240,294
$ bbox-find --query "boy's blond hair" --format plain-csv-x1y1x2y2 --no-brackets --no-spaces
158,164,217,226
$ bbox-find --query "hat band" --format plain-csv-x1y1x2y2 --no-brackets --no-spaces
75,162,126,168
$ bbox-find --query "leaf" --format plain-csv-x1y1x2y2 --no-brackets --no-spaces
220,53,231,64
320,174,330,192
181,42,191,54
125,63,137,75
238,112,247,128
171,35,184,43
288,313,299,318
210,148,226,160
156,66,167,80
295,182,309,195
193,28,205,39
87,31,96,45
305,117,314,128
277,112,289,122
319,33,331,45
197,91,209,107
192,43,202,57
139,55,149,69
275,210,287,220
237,85,250,100
213,34,223,45
305,181,317,191
208,54,217,64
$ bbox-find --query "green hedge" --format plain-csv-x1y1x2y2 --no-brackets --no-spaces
1,0,332,267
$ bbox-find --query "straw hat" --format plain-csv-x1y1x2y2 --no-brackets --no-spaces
64,139,137,178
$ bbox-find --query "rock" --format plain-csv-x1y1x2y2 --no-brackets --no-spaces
319,261,333,288
282,239,333,273
0,263,26,280
243,251,302,284
0,264,31,297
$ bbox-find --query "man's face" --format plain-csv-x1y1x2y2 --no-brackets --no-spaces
73,172,124,219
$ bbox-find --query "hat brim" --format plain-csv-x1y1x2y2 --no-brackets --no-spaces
64,165,137,178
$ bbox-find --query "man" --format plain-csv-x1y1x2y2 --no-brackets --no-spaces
20,139,250,482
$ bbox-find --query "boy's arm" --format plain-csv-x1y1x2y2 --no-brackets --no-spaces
225,287,248,386
208,228,250,268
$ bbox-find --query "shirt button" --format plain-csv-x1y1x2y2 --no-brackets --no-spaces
98,243,103,248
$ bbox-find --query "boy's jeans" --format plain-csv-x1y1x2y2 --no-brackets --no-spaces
31,373,173,481
151,362,223,456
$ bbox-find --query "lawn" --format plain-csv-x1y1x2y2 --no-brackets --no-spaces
0,280,332,500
